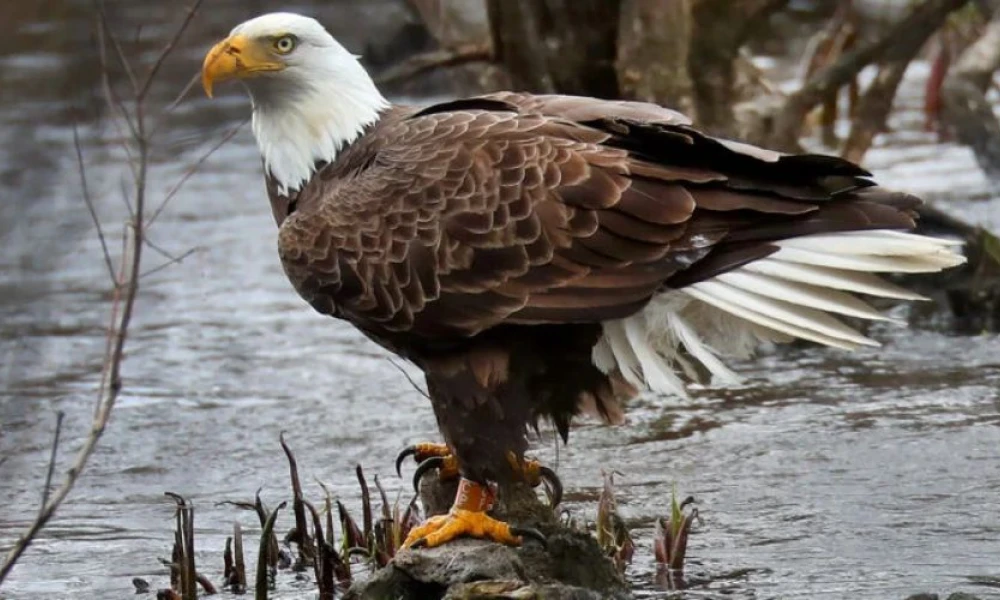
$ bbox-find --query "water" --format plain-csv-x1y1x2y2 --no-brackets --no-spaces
1,3,999,599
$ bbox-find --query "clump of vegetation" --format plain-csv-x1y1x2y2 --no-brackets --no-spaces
653,492,699,591
145,439,697,598
590,471,702,593
147,435,421,598
595,471,636,575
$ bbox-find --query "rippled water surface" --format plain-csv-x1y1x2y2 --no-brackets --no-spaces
1,3,999,599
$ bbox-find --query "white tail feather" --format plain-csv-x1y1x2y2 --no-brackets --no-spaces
715,271,896,323
772,246,962,272
743,260,923,300
624,317,687,397
666,311,741,383
602,320,643,389
592,229,966,397
777,230,962,256
683,284,869,350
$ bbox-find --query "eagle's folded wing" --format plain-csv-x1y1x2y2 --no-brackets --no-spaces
277,97,923,341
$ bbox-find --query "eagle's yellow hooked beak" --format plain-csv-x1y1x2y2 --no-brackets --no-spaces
201,34,284,98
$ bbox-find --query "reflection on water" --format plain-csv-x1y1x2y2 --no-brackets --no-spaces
1,2,999,599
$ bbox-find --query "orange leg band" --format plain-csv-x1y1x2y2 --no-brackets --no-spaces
453,478,498,513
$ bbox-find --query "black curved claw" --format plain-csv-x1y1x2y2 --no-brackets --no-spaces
395,446,418,477
510,526,547,548
538,465,563,508
408,537,428,549
412,456,445,492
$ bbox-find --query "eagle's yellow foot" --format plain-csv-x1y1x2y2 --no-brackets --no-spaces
395,443,563,506
401,478,545,549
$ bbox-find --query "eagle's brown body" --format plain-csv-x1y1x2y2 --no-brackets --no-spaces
268,92,918,483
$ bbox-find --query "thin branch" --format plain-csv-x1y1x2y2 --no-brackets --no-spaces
146,117,249,228
0,221,134,584
149,71,201,138
96,11,140,192
73,123,116,283
166,72,201,113
117,178,135,221
0,1,210,583
38,412,65,517
139,247,201,279
96,1,138,94
386,357,430,400
137,0,206,102
143,235,188,264
374,43,492,86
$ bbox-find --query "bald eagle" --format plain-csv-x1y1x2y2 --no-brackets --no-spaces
202,13,965,548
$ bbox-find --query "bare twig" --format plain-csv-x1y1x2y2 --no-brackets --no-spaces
137,0,205,102
164,72,201,115
95,13,139,193
0,0,222,584
146,116,249,228
150,72,201,138
139,247,202,280
96,2,138,95
38,413,65,516
386,357,430,399
143,234,192,263
117,178,136,221
73,124,116,283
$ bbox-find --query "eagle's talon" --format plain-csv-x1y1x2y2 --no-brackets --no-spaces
537,465,563,508
408,537,428,549
395,446,417,477
395,442,453,478
510,526,547,548
399,443,561,505
412,455,448,491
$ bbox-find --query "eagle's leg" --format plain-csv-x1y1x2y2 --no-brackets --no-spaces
396,443,563,506
400,477,545,548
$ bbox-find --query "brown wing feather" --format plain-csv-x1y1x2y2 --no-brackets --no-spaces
276,96,919,344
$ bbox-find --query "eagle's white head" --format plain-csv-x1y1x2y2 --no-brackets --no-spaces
202,13,389,195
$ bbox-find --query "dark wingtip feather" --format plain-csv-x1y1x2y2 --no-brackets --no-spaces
778,153,872,178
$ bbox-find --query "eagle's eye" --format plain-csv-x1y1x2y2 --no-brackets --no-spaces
273,35,297,55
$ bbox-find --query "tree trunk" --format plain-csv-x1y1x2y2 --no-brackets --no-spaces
941,8,1000,179
840,58,909,163
486,0,621,98
616,0,694,114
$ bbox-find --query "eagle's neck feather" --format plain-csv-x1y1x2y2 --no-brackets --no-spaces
249,57,389,196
